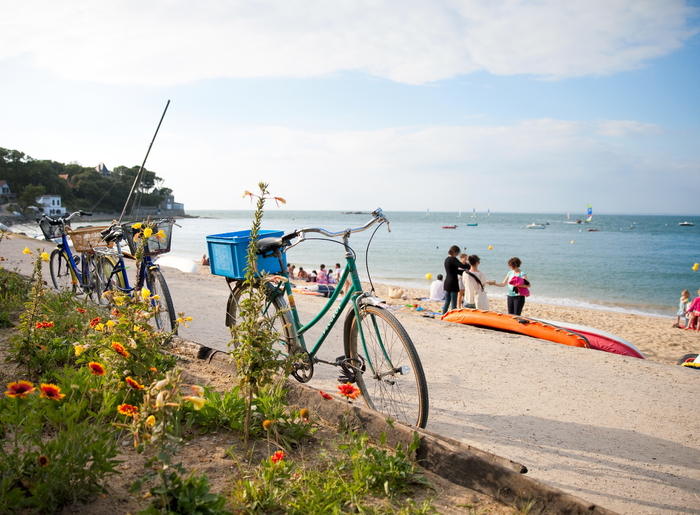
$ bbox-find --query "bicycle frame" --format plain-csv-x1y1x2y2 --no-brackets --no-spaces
55,233,92,290
102,239,158,296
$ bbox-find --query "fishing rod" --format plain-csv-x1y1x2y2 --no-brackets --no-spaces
118,100,170,225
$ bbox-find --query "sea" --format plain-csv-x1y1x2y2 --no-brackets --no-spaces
11,210,700,318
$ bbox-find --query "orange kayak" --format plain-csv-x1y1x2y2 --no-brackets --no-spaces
441,308,590,348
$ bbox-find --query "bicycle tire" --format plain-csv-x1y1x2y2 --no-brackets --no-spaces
146,268,177,333
344,305,429,428
83,253,104,304
49,249,76,293
94,254,123,306
225,281,294,354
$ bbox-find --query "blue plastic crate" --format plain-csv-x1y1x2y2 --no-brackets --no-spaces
206,230,286,279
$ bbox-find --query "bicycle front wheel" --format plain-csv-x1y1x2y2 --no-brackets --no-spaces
146,268,177,333
344,305,429,428
49,249,76,293
95,254,123,306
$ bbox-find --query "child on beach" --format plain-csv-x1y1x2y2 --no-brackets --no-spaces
456,253,469,308
685,289,700,331
674,290,691,328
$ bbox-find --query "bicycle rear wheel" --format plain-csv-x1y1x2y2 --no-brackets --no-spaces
49,249,76,293
344,305,429,428
225,281,294,354
146,267,177,333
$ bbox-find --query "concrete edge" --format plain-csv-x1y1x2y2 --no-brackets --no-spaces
175,337,619,515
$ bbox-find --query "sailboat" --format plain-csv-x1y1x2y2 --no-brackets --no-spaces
458,211,461,218
567,212,570,220
584,204,593,223
487,208,490,217
426,208,429,216
471,207,476,218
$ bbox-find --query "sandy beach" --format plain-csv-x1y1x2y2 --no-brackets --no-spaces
2,232,699,514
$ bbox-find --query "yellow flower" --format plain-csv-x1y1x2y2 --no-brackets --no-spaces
114,295,125,306
192,385,204,397
131,223,142,229
146,415,156,427
155,230,166,241
141,287,150,299
186,396,206,410
156,391,166,407
94,323,104,332
152,294,160,301
106,320,116,329
41,252,49,262
23,247,31,254
143,227,153,239
155,378,169,390
74,345,85,357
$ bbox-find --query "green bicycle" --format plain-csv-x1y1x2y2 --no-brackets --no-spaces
210,209,429,428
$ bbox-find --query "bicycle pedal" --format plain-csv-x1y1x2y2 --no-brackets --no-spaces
337,373,355,384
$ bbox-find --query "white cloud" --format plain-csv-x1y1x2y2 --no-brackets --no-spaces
1,0,696,85
140,119,698,213
596,120,663,137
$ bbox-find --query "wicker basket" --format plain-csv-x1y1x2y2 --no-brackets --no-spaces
38,219,66,240
65,226,110,253
121,220,174,257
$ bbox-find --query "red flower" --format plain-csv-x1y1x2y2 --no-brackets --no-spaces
35,321,54,329
112,342,130,358
88,362,105,376
90,317,101,328
111,309,119,317
319,390,333,400
270,450,284,464
76,308,87,314
37,455,49,467
117,404,139,417
40,383,65,401
337,383,360,400
5,381,35,398
125,377,144,390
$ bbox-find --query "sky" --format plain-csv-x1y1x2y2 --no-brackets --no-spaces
1,0,699,215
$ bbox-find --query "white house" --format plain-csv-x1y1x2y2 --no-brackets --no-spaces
35,195,66,216
0,180,11,196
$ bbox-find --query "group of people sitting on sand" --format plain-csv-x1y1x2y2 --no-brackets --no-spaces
287,263,341,285
675,289,700,330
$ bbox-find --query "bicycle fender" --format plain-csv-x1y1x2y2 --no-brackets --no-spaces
357,295,386,308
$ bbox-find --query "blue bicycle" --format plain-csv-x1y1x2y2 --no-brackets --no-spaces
39,210,113,305
96,219,177,332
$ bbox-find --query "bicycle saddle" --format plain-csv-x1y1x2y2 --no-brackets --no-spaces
257,237,284,257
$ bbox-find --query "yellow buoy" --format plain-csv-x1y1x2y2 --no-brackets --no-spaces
693,263,699,271
488,245,493,250
425,273,432,280
571,240,574,244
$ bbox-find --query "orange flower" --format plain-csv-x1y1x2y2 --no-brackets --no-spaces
40,383,65,401
90,317,101,328
262,419,273,430
299,408,310,422
111,309,120,317
112,342,130,358
125,377,144,390
37,455,49,467
270,450,284,464
117,404,139,417
337,383,360,400
319,390,333,400
6,380,35,398
88,362,105,376
150,367,158,373
35,321,54,329
76,307,87,314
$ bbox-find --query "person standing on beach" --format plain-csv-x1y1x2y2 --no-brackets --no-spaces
442,245,466,314
456,253,470,308
464,255,488,310
492,257,530,316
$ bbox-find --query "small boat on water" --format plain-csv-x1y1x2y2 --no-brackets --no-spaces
564,220,582,224
466,223,478,227
442,225,457,229
587,229,599,232
527,223,545,229
679,222,695,226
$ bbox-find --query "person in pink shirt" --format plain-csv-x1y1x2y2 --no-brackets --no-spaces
686,289,700,330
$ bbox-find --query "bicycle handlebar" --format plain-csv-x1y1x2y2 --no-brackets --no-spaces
282,208,389,250
37,210,92,224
